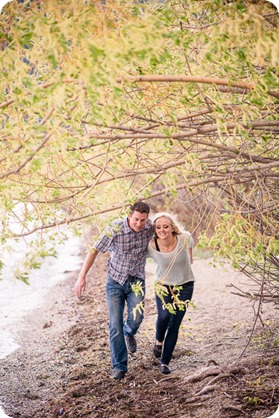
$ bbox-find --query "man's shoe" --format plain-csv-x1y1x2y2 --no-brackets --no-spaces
111,369,125,380
124,335,137,353
153,344,162,359
160,364,171,374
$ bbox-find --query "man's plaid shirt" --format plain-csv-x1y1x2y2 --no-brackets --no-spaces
94,217,153,285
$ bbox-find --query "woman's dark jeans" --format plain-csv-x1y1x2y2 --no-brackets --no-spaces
155,281,194,365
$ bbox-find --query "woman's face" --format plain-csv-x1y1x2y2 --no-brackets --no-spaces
154,217,174,239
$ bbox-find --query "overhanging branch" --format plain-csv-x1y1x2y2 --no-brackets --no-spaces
116,75,254,90
116,75,279,98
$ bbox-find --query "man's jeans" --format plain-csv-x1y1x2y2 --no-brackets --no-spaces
155,281,194,365
106,275,145,373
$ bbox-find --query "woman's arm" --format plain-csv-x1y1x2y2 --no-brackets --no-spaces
187,247,193,264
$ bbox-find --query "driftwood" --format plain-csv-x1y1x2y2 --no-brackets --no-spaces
183,361,248,405
184,362,246,385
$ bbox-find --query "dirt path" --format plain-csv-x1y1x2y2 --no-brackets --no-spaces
0,254,278,418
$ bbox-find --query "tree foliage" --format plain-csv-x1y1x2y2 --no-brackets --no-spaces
0,0,278,290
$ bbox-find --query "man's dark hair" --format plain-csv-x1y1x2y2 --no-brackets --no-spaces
130,201,150,215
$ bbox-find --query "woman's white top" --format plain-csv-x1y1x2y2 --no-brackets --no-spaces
147,231,195,286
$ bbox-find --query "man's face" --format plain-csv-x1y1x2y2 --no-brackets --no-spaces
128,211,148,232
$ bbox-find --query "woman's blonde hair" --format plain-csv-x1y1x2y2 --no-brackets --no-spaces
152,212,184,236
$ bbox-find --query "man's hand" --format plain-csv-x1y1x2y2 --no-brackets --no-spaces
74,248,99,298
74,276,86,298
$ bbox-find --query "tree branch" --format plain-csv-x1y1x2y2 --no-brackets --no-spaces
116,75,255,90
116,75,278,98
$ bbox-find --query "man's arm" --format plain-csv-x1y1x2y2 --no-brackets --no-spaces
74,248,99,298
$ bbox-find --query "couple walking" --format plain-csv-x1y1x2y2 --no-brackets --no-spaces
74,201,195,380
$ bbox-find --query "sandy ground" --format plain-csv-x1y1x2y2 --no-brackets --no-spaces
0,253,278,418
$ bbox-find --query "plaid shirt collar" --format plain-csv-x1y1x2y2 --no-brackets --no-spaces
123,216,132,233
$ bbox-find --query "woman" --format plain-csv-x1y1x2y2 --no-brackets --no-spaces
148,212,195,374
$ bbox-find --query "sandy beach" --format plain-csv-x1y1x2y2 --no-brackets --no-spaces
0,251,278,418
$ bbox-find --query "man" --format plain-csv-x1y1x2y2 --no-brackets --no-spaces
74,201,153,380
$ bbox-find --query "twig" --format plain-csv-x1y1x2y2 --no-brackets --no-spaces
234,257,267,364
221,405,247,415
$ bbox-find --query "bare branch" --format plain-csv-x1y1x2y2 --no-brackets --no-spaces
116,75,278,98
116,75,255,90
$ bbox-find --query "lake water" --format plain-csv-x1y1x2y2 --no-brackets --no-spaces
0,231,83,417
0,234,82,360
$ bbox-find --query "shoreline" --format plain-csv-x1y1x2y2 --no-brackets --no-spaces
0,236,82,360
0,255,278,418
0,268,80,417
